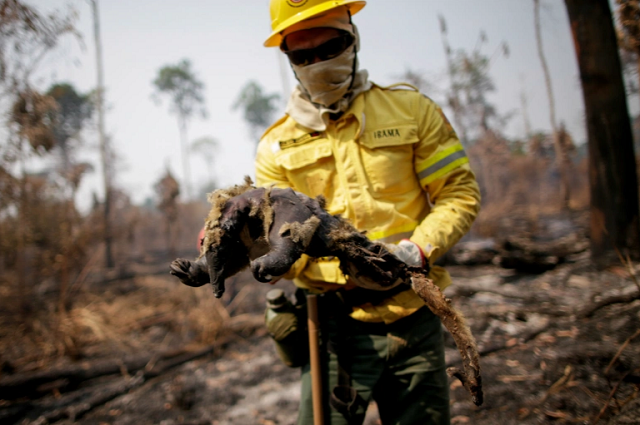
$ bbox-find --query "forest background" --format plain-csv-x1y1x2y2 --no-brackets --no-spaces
1,0,640,424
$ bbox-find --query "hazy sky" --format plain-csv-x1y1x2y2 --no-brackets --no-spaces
30,0,621,210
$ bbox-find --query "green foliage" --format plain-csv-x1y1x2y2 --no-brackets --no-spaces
153,59,207,199
46,82,93,167
153,59,206,120
233,80,280,141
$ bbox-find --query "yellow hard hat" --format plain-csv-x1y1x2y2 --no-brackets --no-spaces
264,0,366,48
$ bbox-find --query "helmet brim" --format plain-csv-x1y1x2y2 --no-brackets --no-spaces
264,0,366,48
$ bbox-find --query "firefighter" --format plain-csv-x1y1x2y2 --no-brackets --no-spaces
256,1,481,423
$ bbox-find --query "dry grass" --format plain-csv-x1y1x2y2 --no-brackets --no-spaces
0,274,235,372
468,133,589,238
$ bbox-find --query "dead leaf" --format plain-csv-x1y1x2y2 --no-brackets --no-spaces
567,275,590,288
498,374,543,382
544,410,571,419
556,329,575,338
517,407,530,418
608,266,628,278
538,333,556,344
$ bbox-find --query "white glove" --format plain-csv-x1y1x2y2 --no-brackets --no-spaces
383,239,426,268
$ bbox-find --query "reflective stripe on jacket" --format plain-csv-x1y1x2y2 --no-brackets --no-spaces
255,83,481,324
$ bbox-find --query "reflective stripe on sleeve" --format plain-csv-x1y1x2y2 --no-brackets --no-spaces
417,144,469,185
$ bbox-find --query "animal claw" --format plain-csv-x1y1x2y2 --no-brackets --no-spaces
365,256,386,263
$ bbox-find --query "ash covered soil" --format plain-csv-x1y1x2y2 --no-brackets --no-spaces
2,250,640,424
70,332,303,425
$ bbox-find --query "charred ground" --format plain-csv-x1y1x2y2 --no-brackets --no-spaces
1,211,639,425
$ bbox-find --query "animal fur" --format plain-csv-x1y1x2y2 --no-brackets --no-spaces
170,178,483,405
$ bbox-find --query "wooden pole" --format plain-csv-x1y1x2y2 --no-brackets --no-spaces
306,294,324,425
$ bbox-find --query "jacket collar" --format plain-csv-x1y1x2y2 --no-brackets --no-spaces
337,89,367,137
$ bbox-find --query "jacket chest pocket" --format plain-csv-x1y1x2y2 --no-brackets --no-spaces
275,140,337,200
359,124,419,195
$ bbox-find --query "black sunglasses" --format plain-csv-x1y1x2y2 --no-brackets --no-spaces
282,32,355,66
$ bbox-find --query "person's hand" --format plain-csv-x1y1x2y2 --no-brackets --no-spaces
383,240,426,268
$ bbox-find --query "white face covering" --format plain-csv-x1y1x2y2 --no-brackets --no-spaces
284,22,371,131
291,43,356,109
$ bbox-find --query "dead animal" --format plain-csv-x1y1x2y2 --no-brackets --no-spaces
170,177,483,406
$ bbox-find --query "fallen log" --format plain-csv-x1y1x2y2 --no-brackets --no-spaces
442,239,499,266
28,373,145,425
446,280,546,302
0,354,152,400
170,179,484,405
3,315,266,424
28,343,231,424
577,290,640,319
0,314,263,401
501,233,589,258
497,233,589,273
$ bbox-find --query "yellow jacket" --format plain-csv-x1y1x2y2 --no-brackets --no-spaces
255,83,481,323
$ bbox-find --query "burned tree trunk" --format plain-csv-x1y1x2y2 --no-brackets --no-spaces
154,170,180,260
565,0,640,261
91,0,114,269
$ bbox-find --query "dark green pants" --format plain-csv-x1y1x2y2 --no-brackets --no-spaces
298,301,450,425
